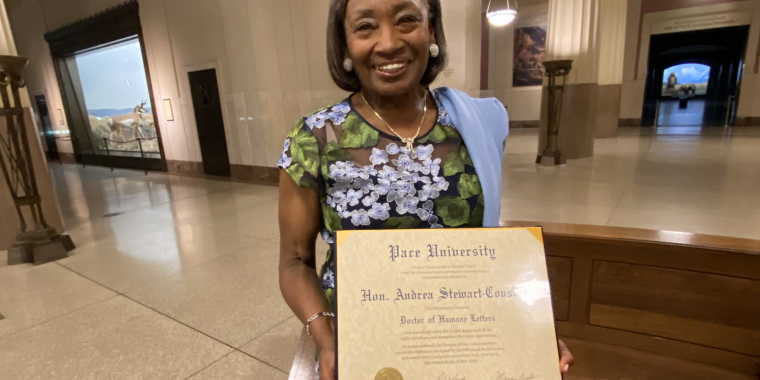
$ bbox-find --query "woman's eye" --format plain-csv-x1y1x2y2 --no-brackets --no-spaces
355,23,373,32
399,15,419,24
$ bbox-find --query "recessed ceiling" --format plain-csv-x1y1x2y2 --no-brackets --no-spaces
4,0,26,14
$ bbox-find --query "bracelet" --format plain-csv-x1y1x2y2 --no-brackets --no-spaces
306,311,335,337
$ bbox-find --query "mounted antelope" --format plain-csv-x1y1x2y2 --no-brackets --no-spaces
104,100,153,141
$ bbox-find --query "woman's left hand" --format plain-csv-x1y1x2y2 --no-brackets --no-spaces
558,339,574,374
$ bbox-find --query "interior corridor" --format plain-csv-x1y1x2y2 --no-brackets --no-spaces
657,99,707,127
2,128,760,379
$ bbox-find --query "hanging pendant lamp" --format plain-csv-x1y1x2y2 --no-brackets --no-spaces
486,0,518,26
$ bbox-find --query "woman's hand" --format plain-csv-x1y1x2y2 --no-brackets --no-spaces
558,339,574,374
318,347,336,380
279,173,337,378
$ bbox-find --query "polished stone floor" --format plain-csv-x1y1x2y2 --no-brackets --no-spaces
1,168,309,379
657,98,706,126
1,127,759,379
503,127,760,240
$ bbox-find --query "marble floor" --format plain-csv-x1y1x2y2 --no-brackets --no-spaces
1,126,759,379
502,127,760,240
657,98,706,126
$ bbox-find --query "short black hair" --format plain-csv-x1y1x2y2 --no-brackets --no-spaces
326,0,448,92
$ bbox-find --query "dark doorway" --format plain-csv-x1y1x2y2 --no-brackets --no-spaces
34,95,59,161
189,69,231,177
642,25,750,128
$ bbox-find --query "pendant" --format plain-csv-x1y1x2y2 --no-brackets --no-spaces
402,138,415,154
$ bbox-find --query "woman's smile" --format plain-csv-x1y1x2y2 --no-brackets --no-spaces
374,60,410,79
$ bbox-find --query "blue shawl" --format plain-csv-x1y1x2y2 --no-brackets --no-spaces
433,87,509,227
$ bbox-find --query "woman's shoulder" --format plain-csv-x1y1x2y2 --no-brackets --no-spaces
301,98,353,131
431,87,508,140
432,87,506,113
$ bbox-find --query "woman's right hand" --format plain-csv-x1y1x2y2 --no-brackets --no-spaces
317,347,336,380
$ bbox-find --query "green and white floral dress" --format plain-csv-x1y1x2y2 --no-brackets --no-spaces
278,92,484,307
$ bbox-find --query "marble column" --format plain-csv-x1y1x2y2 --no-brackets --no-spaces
595,0,628,138
431,0,481,97
0,0,67,254
538,0,628,159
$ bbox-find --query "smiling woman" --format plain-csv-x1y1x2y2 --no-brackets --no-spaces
276,1,572,379
326,0,448,94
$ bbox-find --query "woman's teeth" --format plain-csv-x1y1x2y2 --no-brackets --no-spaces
378,63,406,72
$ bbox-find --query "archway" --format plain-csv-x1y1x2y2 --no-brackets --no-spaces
658,62,711,127
642,25,750,128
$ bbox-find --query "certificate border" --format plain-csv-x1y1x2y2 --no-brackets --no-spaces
334,226,562,380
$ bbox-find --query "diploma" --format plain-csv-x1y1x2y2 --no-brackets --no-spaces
336,228,561,380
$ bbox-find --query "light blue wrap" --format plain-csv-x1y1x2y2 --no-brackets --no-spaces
433,87,509,227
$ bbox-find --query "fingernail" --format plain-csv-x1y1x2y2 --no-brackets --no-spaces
564,364,570,373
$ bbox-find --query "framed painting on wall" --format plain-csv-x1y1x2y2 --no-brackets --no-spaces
513,25,547,87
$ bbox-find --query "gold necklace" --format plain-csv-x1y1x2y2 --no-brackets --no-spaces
360,91,427,154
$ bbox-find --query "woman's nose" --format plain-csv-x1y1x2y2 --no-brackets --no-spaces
375,24,404,55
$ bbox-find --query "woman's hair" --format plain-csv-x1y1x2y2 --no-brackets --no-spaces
327,0,448,92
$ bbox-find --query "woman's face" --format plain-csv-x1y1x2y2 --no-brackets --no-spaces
344,0,435,96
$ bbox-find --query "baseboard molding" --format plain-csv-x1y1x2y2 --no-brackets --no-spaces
166,160,204,176
164,160,280,186
733,117,760,127
59,152,76,164
230,164,280,185
510,120,539,128
618,118,642,127
508,117,754,128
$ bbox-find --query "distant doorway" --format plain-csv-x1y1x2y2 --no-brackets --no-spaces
642,25,750,128
657,99,706,127
188,69,231,177
34,95,59,161
656,63,709,128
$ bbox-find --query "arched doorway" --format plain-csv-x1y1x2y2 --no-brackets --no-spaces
658,62,711,127
642,25,750,129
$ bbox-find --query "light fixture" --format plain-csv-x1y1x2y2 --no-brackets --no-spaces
163,99,174,121
487,0,518,26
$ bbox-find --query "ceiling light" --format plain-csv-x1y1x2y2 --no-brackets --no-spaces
487,0,518,26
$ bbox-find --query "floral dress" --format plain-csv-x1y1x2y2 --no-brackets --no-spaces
278,92,484,308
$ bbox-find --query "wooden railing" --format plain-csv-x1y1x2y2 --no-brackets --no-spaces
288,223,760,379
503,221,760,378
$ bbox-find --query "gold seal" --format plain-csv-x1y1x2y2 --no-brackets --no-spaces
375,367,403,380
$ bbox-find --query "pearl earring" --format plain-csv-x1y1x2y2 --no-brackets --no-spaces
429,44,440,58
343,58,353,72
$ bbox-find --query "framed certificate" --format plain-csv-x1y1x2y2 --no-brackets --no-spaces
336,227,561,380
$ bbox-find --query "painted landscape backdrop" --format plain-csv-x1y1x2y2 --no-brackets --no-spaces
661,63,710,97
76,38,159,153
88,107,152,118
87,107,159,153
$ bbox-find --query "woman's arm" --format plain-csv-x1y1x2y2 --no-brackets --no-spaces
278,171,335,354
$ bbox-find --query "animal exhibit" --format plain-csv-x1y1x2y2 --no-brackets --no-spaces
667,72,678,89
102,100,154,141
680,83,697,96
